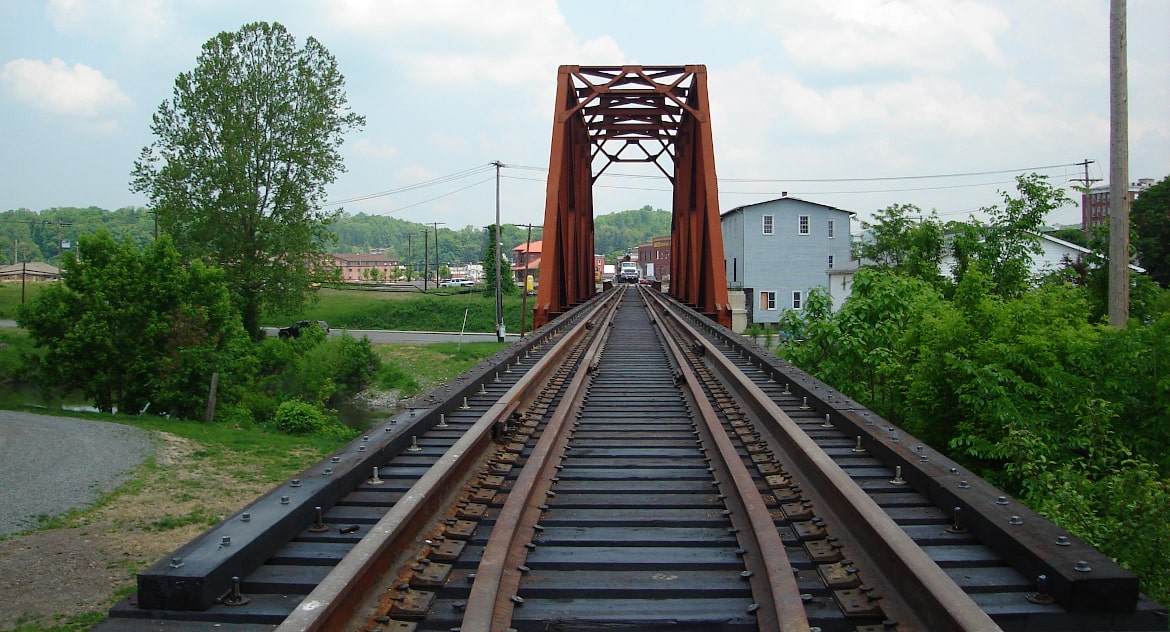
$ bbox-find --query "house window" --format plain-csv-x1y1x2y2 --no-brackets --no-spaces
792,290,802,310
762,215,774,235
798,215,810,235
828,219,835,238
828,255,835,269
760,291,776,310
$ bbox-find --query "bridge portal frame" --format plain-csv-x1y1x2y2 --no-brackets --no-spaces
533,65,732,328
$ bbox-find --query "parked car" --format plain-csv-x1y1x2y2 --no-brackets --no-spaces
440,279,477,287
639,276,657,285
278,320,330,339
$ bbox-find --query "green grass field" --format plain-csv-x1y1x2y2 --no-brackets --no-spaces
0,282,47,319
272,287,533,334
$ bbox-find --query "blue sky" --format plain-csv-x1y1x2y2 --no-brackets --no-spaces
1,0,1167,232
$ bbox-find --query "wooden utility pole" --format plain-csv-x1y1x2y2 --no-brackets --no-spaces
423,228,430,291
406,233,414,281
516,223,539,335
493,161,505,341
430,222,445,281
1108,0,1129,327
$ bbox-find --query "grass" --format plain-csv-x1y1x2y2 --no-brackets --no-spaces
269,287,532,333
7,611,107,632
375,341,508,396
0,282,47,319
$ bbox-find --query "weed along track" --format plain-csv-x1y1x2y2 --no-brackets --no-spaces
97,286,1166,631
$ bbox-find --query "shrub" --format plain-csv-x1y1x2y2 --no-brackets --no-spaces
272,399,351,437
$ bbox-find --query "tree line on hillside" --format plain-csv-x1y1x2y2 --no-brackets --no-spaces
1,205,674,268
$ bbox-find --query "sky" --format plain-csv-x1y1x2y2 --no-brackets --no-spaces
1,0,1167,234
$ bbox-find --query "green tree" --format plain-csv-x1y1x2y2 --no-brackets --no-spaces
482,225,516,296
949,173,1069,298
858,203,946,286
131,21,365,339
17,231,249,417
1131,175,1170,287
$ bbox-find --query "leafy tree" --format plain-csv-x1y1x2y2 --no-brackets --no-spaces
17,231,250,417
949,174,1069,297
858,203,946,286
131,21,365,339
1047,226,1089,248
482,225,516,296
1131,175,1170,287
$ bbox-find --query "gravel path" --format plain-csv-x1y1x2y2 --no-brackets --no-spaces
0,411,153,537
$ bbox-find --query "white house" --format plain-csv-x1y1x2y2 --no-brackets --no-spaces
722,196,856,326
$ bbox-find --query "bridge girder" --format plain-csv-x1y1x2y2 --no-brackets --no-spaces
533,65,732,329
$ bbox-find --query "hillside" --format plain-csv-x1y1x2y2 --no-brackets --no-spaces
1,205,672,266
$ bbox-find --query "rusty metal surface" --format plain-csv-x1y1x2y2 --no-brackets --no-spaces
534,65,731,329
650,288,1003,631
651,293,808,630
461,295,620,631
275,292,620,632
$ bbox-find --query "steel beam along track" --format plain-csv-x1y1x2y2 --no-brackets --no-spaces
96,285,1168,632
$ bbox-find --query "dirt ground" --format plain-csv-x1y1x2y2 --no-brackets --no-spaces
0,432,281,631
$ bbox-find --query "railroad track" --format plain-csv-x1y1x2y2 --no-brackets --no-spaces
97,286,1167,631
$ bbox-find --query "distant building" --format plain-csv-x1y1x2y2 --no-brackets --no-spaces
331,253,399,283
722,195,856,325
0,261,60,282
1082,178,1155,234
636,236,670,281
512,241,541,285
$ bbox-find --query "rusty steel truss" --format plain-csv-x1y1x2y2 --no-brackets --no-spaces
533,65,731,328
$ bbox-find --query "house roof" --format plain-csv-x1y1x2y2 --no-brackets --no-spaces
721,195,856,218
0,262,59,277
512,257,541,271
513,240,542,254
333,253,397,264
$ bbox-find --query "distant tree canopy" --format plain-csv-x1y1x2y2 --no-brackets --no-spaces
0,207,154,265
1132,175,1170,287
131,21,364,339
593,206,672,261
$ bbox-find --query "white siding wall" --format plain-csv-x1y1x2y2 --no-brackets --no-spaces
723,198,853,325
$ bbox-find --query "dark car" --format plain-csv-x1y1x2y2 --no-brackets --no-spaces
278,320,330,339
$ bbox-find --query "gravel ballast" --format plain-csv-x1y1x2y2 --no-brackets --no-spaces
0,411,153,537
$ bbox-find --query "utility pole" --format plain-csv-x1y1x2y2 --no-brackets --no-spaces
406,233,414,281
515,223,539,335
430,222,445,281
423,228,430,291
1108,0,1129,327
492,160,505,341
1071,159,1100,189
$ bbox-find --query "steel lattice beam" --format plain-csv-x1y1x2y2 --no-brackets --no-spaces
533,65,731,328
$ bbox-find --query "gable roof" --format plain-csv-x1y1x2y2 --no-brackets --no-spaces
721,195,855,218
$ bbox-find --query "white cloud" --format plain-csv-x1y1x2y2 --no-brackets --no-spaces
46,0,171,40
351,138,401,160
0,58,132,117
325,0,625,85
712,0,1009,72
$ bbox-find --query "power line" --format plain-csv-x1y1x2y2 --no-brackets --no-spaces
503,161,1082,183
324,163,495,206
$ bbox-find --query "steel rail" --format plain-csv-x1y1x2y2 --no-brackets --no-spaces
645,289,810,631
275,290,621,632
460,293,622,632
646,287,1003,631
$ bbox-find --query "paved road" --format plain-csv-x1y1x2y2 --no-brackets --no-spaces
0,411,152,537
3,320,520,344
261,327,522,344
